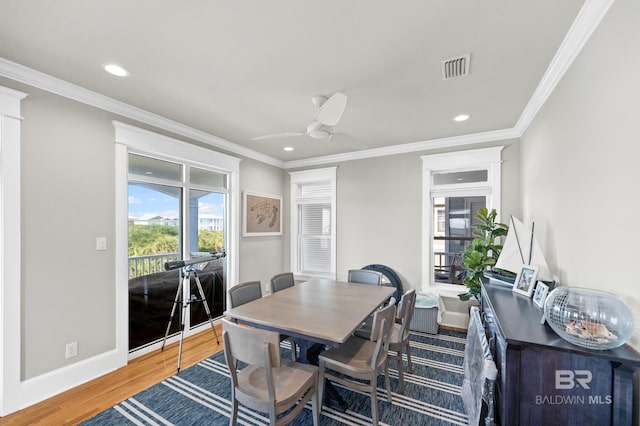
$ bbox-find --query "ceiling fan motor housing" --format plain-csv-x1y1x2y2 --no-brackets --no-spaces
308,128,332,139
305,121,330,139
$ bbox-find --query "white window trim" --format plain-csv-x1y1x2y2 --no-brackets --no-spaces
421,147,503,296
114,121,241,359
0,86,27,415
289,167,337,280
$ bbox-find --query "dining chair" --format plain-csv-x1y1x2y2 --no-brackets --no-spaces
268,272,298,359
355,289,416,393
229,280,297,361
222,318,320,426
388,289,416,393
270,272,295,293
349,269,386,328
228,280,262,308
318,302,396,426
348,269,383,285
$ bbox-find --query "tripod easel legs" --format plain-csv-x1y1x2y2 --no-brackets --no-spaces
161,268,220,372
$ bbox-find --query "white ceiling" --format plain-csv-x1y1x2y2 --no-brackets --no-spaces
0,1,593,165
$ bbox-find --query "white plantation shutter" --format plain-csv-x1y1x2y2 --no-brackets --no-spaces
289,167,337,278
300,203,331,273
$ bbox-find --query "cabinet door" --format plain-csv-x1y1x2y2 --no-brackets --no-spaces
518,346,613,425
484,307,517,425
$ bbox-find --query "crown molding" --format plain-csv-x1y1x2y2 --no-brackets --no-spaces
283,128,519,169
514,0,615,134
0,57,284,168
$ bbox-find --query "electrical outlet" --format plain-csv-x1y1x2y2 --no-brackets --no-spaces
65,341,78,359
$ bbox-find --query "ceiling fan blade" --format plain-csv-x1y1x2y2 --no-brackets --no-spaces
329,132,367,149
315,92,347,126
251,132,304,140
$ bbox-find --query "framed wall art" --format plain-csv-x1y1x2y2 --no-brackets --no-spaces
532,281,549,308
243,191,282,236
512,264,539,297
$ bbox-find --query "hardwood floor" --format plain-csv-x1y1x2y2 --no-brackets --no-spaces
0,326,223,425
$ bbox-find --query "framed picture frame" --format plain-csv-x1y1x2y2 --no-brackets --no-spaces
243,191,282,237
532,281,549,308
512,264,539,297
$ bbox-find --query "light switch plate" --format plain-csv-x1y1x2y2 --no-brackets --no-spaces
96,237,107,251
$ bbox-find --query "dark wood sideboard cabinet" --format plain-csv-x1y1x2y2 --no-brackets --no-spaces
481,283,640,426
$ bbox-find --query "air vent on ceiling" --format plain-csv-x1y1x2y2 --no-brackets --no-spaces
441,53,470,80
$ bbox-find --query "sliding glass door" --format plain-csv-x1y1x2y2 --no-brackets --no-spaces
127,153,228,351
186,184,226,329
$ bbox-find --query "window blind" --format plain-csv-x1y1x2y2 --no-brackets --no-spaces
299,202,331,273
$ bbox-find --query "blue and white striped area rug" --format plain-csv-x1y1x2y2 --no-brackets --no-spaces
82,330,469,425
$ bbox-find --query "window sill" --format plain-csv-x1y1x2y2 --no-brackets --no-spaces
425,282,469,298
294,272,337,282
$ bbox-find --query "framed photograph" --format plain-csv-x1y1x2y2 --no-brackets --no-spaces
243,191,282,236
512,264,539,297
532,281,549,308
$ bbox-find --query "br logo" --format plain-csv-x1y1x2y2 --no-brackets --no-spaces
555,370,592,390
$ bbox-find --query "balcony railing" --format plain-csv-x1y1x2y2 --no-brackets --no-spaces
433,235,473,285
434,251,464,284
129,253,180,279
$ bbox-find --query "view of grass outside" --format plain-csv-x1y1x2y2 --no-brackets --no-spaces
128,223,223,278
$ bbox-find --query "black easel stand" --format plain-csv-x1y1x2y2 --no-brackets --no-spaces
161,267,220,372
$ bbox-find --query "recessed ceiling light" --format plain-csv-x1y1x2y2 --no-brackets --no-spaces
103,63,129,77
283,146,294,152
453,114,470,122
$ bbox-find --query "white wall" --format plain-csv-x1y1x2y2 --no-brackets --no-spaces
20,87,117,379
521,0,640,351
336,154,423,285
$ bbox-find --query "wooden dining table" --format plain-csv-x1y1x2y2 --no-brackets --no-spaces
224,277,395,411
224,277,395,349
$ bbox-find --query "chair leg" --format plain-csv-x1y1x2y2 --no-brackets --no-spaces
384,363,392,404
268,404,277,426
289,337,297,361
230,398,238,426
405,341,413,374
311,375,320,426
396,352,405,394
370,371,379,426
317,361,326,412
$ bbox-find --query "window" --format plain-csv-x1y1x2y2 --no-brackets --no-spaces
289,167,337,280
115,121,240,357
422,147,502,291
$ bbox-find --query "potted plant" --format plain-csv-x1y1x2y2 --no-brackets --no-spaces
458,208,508,301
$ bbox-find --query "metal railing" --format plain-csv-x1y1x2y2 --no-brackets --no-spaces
434,251,464,284
433,235,473,284
129,253,180,279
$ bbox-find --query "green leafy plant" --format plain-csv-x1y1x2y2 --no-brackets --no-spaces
459,208,508,301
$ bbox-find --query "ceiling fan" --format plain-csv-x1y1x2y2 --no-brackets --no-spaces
252,92,347,140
